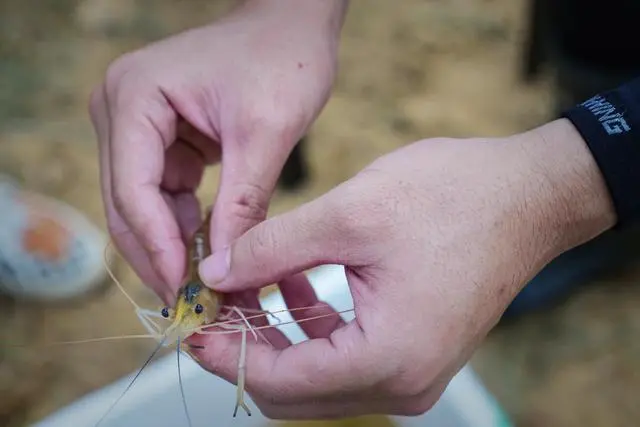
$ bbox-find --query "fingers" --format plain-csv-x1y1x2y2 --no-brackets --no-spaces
200,189,349,292
207,130,294,251
162,142,207,196
176,118,221,165
162,191,201,244
161,141,209,242
278,273,346,339
190,318,370,405
190,317,447,420
108,90,186,287
254,376,447,419
90,85,175,303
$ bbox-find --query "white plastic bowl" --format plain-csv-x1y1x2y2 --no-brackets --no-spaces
33,265,512,427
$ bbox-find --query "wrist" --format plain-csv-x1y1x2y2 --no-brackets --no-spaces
519,118,617,256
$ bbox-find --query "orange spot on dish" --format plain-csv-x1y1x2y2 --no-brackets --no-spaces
22,216,70,262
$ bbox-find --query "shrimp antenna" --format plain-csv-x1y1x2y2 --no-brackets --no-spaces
102,240,162,333
192,308,356,336
5,334,162,348
94,335,168,427
102,240,144,312
177,339,193,427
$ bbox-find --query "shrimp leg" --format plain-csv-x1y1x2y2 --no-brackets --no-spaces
214,306,259,417
216,322,251,417
235,325,249,417
220,305,283,323
136,308,162,338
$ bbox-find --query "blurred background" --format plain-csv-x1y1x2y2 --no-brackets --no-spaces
1,0,639,426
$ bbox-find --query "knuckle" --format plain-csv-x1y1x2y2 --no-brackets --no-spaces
227,182,270,224
103,51,144,96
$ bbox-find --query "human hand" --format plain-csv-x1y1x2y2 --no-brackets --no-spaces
189,119,615,419
89,0,348,303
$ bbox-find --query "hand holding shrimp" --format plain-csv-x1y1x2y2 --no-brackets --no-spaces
88,0,347,305
83,208,354,426
195,122,616,419
90,210,259,426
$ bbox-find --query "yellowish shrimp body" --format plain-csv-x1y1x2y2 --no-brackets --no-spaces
156,212,253,419
93,213,253,427
162,280,221,343
160,214,222,345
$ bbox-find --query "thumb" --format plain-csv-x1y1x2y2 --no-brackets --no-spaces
199,191,349,292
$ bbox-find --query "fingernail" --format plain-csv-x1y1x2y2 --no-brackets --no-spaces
199,246,230,287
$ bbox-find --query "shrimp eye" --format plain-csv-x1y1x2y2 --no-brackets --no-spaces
161,307,169,318
194,304,204,315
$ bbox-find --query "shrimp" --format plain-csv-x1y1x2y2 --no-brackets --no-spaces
11,208,355,426
157,209,258,419
97,210,260,426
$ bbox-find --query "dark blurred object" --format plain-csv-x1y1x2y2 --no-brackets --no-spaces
277,137,310,191
521,0,550,82
522,0,640,113
503,224,640,320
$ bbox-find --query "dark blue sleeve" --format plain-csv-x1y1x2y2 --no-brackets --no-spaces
562,76,640,228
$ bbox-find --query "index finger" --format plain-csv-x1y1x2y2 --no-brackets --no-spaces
108,90,185,288
90,85,175,303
